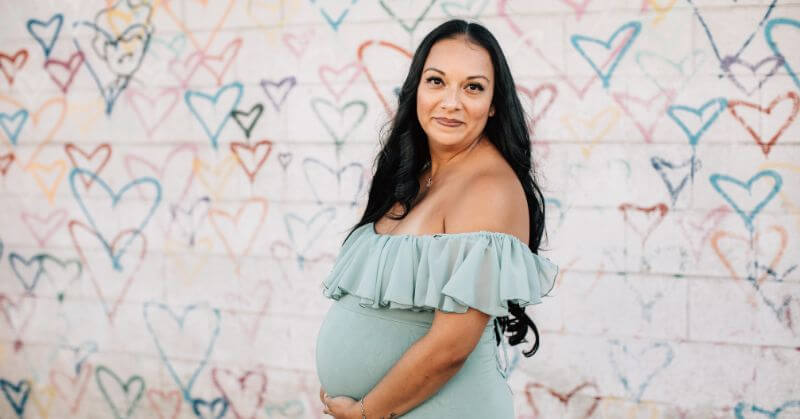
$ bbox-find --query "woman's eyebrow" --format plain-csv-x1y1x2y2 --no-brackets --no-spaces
423,67,489,82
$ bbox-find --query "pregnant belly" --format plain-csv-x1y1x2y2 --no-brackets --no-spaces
315,296,432,398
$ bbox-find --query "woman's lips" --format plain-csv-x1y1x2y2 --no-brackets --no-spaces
434,117,463,127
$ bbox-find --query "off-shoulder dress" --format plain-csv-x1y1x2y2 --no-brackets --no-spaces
315,221,558,418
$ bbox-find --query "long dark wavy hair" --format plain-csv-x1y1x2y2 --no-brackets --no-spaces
341,19,552,357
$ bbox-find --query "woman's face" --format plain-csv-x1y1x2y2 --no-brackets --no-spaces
416,36,495,147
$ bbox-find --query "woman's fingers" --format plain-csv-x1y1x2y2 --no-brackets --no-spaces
320,388,329,415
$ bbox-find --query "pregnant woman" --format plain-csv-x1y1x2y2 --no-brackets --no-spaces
315,19,559,418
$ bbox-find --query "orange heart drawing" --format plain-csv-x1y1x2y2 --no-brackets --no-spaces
160,0,235,54
710,225,788,307
27,159,67,204
0,96,67,169
209,197,269,275
561,106,622,158
357,40,413,117
192,154,238,200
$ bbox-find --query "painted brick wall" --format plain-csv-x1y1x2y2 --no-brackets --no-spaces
0,0,798,418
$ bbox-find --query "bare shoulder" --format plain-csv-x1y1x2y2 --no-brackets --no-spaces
443,158,530,244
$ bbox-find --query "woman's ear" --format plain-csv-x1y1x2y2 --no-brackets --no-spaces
489,106,495,117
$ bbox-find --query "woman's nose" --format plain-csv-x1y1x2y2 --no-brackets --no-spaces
440,87,461,109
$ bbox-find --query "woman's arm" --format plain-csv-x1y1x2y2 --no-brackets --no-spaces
350,307,491,418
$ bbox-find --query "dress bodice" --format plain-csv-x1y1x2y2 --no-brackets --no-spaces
320,222,559,317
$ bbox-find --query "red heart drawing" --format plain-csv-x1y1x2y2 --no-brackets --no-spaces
357,40,412,117
125,87,182,137
211,368,268,419
728,91,800,157
64,143,112,189
0,152,14,175
123,143,198,203
282,29,315,58
168,52,204,88
230,139,273,183
199,37,242,86
522,381,601,418
146,388,182,419
0,49,29,86
516,82,558,130
561,0,593,20
676,205,731,263
44,51,85,94
21,208,68,248
319,61,363,102
618,203,669,246
611,89,675,143
68,220,147,323
222,280,273,342
0,293,36,344
50,363,93,414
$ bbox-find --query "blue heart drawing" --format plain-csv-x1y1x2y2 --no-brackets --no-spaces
264,400,306,417
667,97,727,146
148,33,187,60
608,340,674,402
635,49,705,94
379,0,436,33
734,400,800,419
9,252,45,292
308,0,359,31
571,21,642,88
26,13,63,57
170,196,211,247
59,340,98,375
709,169,782,232
688,0,777,70
38,254,83,299
651,155,703,206
0,109,28,146
309,98,368,149
302,159,364,205
143,302,220,401
95,365,145,419
765,17,800,90
0,378,31,417
441,0,489,19
68,168,161,271
185,81,243,149
191,397,229,419
284,206,337,257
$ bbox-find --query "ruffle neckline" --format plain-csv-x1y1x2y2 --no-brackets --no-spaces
320,222,559,317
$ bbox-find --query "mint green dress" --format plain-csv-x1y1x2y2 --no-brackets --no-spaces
315,221,558,418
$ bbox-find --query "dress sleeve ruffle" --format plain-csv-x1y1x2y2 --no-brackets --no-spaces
320,223,559,317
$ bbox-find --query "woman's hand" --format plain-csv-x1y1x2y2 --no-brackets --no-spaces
319,387,361,418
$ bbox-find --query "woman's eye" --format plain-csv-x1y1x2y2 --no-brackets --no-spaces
426,76,442,85
467,83,484,92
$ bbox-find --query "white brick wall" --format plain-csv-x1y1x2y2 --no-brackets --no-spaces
0,0,798,417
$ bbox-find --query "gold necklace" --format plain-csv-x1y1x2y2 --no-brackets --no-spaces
422,161,433,188
424,136,483,188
